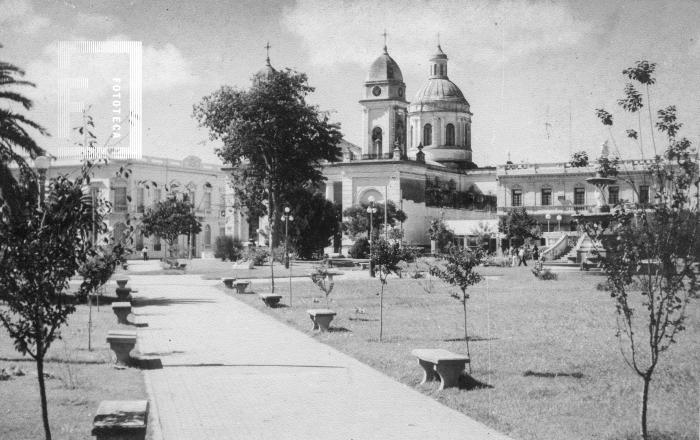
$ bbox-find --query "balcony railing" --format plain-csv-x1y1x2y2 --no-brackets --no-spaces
498,204,597,214
360,153,395,160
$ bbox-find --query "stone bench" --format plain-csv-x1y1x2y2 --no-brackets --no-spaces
411,348,470,390
232,281,250,294
106,330,137,366
111,302,132,324
222,277,236,288
259,293,282,308
91,400,148,440
358,262,370,270
307,309,336,332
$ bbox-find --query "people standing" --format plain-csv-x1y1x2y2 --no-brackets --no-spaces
142,245,149,261
518,246,527,266
533,245,540,261
511,247,518,267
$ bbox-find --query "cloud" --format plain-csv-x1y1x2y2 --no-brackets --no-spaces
142,43,195,91
283,0,593,67
0,0,50,34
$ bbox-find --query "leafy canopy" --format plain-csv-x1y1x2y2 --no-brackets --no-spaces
342,201,407,239
140,193,201,246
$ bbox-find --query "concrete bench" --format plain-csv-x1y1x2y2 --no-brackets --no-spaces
91,400,148,440
115,287,132,302
106,330,137,366
222,277,236,288
359,262,370,270
232,281,250,294
259,293,282,308
111,302,132,324
412,348,469,390
307,309,336,332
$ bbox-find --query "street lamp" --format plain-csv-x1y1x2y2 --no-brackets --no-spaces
281,207,294,305
35,155,50,207
556,214,562,232
545,213,551,233
367,196,377,277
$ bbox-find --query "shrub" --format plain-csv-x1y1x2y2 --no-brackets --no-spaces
348,237,370,258
532,266,558,280
244,247,269,266
214,236,244,261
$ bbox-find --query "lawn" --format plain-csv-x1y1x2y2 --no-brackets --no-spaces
222,266,700,440
0,298,147,440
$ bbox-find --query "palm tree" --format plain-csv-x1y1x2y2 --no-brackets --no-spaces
0,46,48,213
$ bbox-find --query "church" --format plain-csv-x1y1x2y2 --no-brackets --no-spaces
321,42,499,248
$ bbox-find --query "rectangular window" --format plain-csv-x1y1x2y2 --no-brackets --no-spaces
203,191,212,210
153,188,161,206
153,235,161,251
608,186,619,205
114,187,128,212
639,185,649,204
574,187,585,206
511,189,522,207
541,188,552,206
137,187,145,213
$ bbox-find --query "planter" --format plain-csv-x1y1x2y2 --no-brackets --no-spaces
115,287,132,302
116,279,129,288
222,278,236,288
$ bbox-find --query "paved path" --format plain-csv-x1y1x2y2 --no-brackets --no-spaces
131,275,513,440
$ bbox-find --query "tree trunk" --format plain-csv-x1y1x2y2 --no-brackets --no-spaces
36,355,52,440
268,182,276,293
462,293,472,374
379,280,384,342
641,373,651,440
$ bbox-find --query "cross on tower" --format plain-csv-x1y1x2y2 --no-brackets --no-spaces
264,41,271,62
381,29,388,51
437,32,441,49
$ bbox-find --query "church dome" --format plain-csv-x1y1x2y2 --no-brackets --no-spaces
366,47,404,83
413,78,468,105
254,57,276,83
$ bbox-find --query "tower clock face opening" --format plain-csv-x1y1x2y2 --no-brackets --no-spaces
398,88,404,97
372,86,382,96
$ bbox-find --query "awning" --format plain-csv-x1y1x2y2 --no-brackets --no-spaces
444,219,500,236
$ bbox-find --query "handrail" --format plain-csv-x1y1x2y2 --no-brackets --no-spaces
542,233,569,261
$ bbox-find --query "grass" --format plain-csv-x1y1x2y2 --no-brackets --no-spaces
0,299,147,440
222,265,699,440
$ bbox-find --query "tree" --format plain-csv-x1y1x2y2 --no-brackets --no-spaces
0,49,49,215
140,193,201,258
569,150,590,167
194,68,342,292
282,188,340,259
0,160,130,440
370,239,413,342
342,201,406,239
498,207,540,247
428,217,456,253
430,247,484,372
592,60,699,440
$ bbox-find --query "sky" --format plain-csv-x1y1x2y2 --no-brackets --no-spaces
2,0,700,167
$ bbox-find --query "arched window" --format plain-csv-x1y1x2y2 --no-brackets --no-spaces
445,123,455,146
204,224,211,247
371,127,383,156
423,124,432,146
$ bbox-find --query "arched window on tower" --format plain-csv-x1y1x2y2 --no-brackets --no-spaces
371,127,383,157
445,123,455,146
423,124,432,146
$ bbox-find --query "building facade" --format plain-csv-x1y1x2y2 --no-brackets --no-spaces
321,43,498,248
45,155,247,259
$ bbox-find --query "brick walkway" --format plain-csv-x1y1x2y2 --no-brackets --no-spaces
132,275,513,440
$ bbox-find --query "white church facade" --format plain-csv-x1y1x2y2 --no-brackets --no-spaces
322,43,499,248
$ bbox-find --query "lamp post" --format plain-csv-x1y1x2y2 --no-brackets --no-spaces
545,213,551,233
556,214,562,232
367,196,377,277
281,206,294,305
35,155,50,207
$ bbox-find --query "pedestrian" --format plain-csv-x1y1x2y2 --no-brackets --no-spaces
511,247,518,267
142,245,149,261
518,247,527,266
533,245,539,261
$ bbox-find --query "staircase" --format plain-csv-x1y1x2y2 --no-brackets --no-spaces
543,234,604,274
